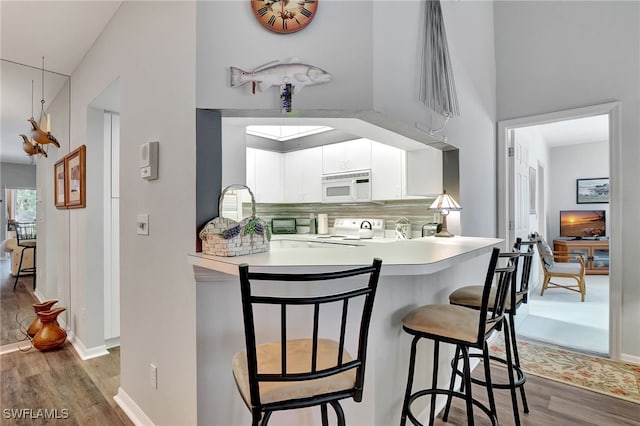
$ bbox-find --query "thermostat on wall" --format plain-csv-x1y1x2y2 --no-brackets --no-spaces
140,141,159,180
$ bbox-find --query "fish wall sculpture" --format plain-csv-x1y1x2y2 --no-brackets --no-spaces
230,59,332,94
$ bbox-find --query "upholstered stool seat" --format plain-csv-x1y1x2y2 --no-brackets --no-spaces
400,248,515,426
449,285,525,311
232,338,356,406
402,305,502,344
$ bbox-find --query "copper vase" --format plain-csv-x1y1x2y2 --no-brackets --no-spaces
27,300,58,337
32,307,67,351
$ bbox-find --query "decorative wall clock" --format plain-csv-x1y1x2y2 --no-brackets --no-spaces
250,0,318,34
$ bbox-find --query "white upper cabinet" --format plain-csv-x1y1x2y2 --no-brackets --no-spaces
371,141,403,200
283,147,323,202
405,147,443,196
246,147,283,203
321,139,372,174
248,142,443,203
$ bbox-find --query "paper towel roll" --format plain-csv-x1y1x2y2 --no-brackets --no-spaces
317,214,328,234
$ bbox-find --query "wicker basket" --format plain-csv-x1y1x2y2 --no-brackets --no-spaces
199,185,271,257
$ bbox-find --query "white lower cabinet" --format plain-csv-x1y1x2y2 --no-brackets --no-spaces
283,147,323,202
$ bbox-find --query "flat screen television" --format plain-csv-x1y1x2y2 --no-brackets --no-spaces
559,210,606,238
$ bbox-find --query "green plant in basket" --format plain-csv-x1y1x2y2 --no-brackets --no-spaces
244,217,271,240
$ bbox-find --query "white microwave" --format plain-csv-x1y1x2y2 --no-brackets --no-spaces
321,170,372,203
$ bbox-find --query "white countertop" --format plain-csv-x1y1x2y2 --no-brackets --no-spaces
188,235,503,277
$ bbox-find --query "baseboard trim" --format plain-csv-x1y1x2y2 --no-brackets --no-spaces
32,289,45,303
105,337,120,349
620,353,640,364
68,333,109,360
114,387,154,426
0,341,29,355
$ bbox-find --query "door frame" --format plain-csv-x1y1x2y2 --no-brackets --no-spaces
497,101,622,359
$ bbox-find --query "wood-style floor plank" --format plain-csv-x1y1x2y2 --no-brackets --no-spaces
439,362,640,426
0,343,132,426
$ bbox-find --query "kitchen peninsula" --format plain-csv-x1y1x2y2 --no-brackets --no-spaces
189,235,501,425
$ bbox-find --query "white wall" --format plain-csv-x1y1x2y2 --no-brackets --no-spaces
513,126,551,236
495,1,640,358
59,2,197,424
34,76,71,324
373,0,497,237
549,141,609,239
196,1,373,110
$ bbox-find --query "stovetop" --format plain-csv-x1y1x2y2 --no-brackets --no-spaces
319,217,386,240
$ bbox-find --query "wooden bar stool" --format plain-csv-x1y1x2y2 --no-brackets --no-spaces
400,248,515,425
445,238,535,425
233,258,382,426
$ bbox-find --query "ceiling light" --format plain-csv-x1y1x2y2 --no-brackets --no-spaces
246,125,333,141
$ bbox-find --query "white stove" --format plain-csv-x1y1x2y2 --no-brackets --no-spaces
318,217,386,240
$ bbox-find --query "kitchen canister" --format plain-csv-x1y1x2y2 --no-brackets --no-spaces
317,214,329,234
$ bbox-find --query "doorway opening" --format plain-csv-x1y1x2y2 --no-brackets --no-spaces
497,102,622,359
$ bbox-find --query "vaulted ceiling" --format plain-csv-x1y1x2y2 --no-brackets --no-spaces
0,1,608,166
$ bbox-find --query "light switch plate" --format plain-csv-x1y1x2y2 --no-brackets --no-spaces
137,214,149,236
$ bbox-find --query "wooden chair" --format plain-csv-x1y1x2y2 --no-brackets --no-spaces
13,222,37,290
400,248,516,425
233,258,382,426
447,238,535,425
532,233,586,302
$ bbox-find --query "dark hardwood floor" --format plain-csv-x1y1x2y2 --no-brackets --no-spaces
0,258,38,347
1,258,131,425
438,361,640,426
0,342,131,425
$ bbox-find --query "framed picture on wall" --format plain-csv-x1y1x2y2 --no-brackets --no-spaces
577,177,609,204
54,158,66,209
529,167,536,214
65,145,86,209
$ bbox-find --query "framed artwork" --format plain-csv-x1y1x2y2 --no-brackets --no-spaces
65,145,86,209
577,177,609,204
54,158,66,209
529,167,536,214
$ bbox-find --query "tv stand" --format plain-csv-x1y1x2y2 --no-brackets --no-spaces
553,239,609,275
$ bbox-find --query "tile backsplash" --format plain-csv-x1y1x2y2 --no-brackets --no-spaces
246,199,441,235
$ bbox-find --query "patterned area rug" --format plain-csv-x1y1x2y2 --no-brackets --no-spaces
489,332,640,404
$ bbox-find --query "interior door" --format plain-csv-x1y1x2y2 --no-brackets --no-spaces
508,130,531,245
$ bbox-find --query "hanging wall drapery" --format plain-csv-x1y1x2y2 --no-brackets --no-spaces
420,0,459,122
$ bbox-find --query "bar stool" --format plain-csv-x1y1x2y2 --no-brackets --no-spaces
233,258,382,426
13,222,37,290
400,248,515,425
445,238,535,425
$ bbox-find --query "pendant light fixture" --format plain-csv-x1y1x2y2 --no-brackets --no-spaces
19,79,47,158
419,0,459,135
29,56,60,148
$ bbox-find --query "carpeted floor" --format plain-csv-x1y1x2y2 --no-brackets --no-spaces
518,274,609,355
490,332,640,404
